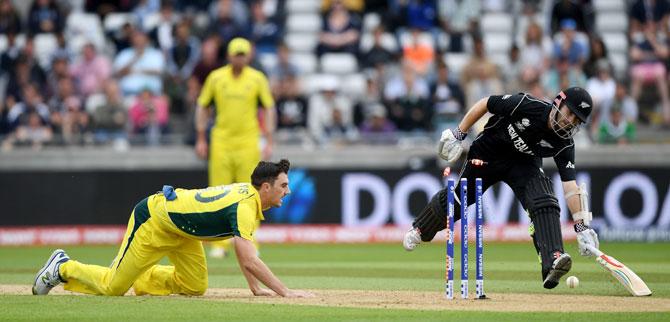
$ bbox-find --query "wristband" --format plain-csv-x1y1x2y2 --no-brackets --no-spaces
452,127,467,141
574,222,589,233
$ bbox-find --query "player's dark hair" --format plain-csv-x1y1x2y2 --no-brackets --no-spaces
251,159,290,188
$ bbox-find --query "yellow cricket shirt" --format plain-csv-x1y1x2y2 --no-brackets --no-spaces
150,183,265,241
197,65,274,149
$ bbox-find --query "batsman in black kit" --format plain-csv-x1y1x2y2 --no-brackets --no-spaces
403,87,600,289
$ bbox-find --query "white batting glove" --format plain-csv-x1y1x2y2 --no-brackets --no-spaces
438,128,466,162
575,222,600,257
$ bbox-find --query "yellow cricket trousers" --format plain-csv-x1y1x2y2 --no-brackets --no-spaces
209,144,260,186
59,197,209,296
209,141,261,251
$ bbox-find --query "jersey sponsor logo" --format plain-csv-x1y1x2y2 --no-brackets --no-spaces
502,95,511,99
507,124,533,155
579,101,590,108
514,118,530,131
195,186,232,203
566,161,575,169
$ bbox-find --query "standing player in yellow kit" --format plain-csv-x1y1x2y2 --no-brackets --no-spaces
32,159,313,298
195,37,276,258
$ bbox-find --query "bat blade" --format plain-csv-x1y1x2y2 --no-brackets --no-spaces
587,245,652,297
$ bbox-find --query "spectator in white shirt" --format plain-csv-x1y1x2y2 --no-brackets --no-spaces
113,30,166,96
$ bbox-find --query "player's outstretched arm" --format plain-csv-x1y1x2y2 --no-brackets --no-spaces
457,97,489,133
563,181,600,257
233,236,314,298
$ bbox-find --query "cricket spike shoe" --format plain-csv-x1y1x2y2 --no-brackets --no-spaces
543,252,572,289
32,249,69,295
403,227,422,251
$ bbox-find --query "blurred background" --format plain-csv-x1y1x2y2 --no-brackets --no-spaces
0,0,669,245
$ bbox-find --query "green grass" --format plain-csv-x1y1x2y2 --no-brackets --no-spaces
2,242,670,321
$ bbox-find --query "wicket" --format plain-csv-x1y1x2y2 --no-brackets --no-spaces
445,177,486,300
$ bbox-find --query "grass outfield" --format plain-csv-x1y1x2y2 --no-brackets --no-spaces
1,242,669,321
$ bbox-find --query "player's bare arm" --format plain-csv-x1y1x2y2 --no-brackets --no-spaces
234,236,313,298
194,104,209,159
438,97,489,162
457,97,490,133
262,107,276,160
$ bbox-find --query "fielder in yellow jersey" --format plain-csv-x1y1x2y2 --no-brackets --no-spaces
195,37,276,258
195,37,276,186
32,159,313,298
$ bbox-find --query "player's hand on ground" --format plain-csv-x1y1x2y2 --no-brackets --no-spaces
252,288,275,296
438,128,465,162
576,228,600,257
284,289,315,298
195,139,208,159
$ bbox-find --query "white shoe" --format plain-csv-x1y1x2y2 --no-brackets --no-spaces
403,227,422,251
209,247,226,259
32,249,69,295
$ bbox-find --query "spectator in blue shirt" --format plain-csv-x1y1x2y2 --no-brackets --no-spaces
248,0,283,54
553,19,587,69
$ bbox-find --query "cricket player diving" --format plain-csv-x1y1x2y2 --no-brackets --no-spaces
32,159,313,298
403,87,600,289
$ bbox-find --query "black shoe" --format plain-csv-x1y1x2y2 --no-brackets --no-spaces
543,253,572,289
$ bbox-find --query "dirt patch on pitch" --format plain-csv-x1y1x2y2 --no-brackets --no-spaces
3,284,669,312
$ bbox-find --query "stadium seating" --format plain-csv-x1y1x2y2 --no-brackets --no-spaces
321,53,358,74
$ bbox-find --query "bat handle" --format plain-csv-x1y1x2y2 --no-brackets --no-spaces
584,244,604,257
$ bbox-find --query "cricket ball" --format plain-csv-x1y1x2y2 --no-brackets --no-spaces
566,276,579,288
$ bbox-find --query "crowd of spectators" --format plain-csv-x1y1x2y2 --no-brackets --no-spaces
1,0,669,150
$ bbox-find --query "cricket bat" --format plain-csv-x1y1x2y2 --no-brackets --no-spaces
585,244,652,297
